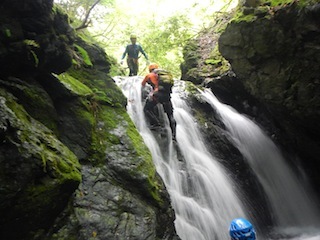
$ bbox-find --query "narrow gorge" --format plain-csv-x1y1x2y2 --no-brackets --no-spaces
0,0,319,239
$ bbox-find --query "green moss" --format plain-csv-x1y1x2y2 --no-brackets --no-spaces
52,4,63,15
2,89,29,123
23,39,40,67
99,106,121,129
185,80,201,94
74,44,93,67
67,66,92,83
91,88,113,105
259,0,292,6
85,105,123,163
247,0,317,7
125,114,162,205
204,45,230,76
11,84,57,131
205,59,221,65
67,67,127,107
52,5,72,26
22,181,58,211
4,28,11,38
80,105,95,126
231,0,291,24
53,33,162,205
85,102,162,204
126,120,153,166
36,138,81,184
260,0,317,7
55,72,93,97
77,31,96,45
73,100,95,134
24,39,40,48
1,88,81,221
231,10,257,23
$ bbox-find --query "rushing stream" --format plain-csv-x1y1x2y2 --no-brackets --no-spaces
114,76,320,240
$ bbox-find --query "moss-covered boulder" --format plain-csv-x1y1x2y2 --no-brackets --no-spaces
180,0,320,198
0,0,75,77
0,88,81,239
0,0,179,239
218,0,320,189
43,62,179,239
180,13,234,83
219,1,320,119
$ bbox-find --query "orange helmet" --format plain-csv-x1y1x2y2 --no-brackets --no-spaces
148,63,159,72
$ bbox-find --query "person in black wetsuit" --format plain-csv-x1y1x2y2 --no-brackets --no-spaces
120,34,149,76
141,63,176,141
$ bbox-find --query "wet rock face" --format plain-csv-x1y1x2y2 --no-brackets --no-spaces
219,3,320,118
0,1,180,240
218,2,320,193
49,165,175,240
0,0,74,77
0,89,82,239
181,1,320,196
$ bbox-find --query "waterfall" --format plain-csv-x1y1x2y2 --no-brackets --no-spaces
115,76,247,240
115,76,320,239
200,88,320,239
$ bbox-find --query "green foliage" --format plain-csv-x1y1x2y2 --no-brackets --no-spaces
139,14,193,78
54,0,115,29
54,0,238,77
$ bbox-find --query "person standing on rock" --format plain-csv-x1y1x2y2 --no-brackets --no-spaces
120,34,149,76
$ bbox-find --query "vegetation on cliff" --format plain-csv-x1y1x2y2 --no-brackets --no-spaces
1,0,319,239
181,0,320,196
0,0,179,239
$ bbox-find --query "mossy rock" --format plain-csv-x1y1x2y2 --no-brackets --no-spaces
73,44,93,67
55,72,93,97
0,77,58,132
0,88,81,239
88,103,163,206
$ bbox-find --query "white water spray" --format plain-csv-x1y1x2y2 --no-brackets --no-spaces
115,76,320,239
200,88,320,238
115,76,247,240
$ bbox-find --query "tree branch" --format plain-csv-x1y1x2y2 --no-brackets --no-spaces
75,0,101,31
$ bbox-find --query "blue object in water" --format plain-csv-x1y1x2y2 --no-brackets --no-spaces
229,218,256,240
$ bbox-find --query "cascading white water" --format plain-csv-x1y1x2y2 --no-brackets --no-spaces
115,76,320,239
172,94,249,240
200,88,320,239
115,76,247,240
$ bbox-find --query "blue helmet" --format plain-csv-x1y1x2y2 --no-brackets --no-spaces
229,218,256,240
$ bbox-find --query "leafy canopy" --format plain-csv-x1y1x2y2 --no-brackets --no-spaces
54,0,238,77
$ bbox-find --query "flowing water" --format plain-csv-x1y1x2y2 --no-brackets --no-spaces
200,89,320,240
115,76,320,240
